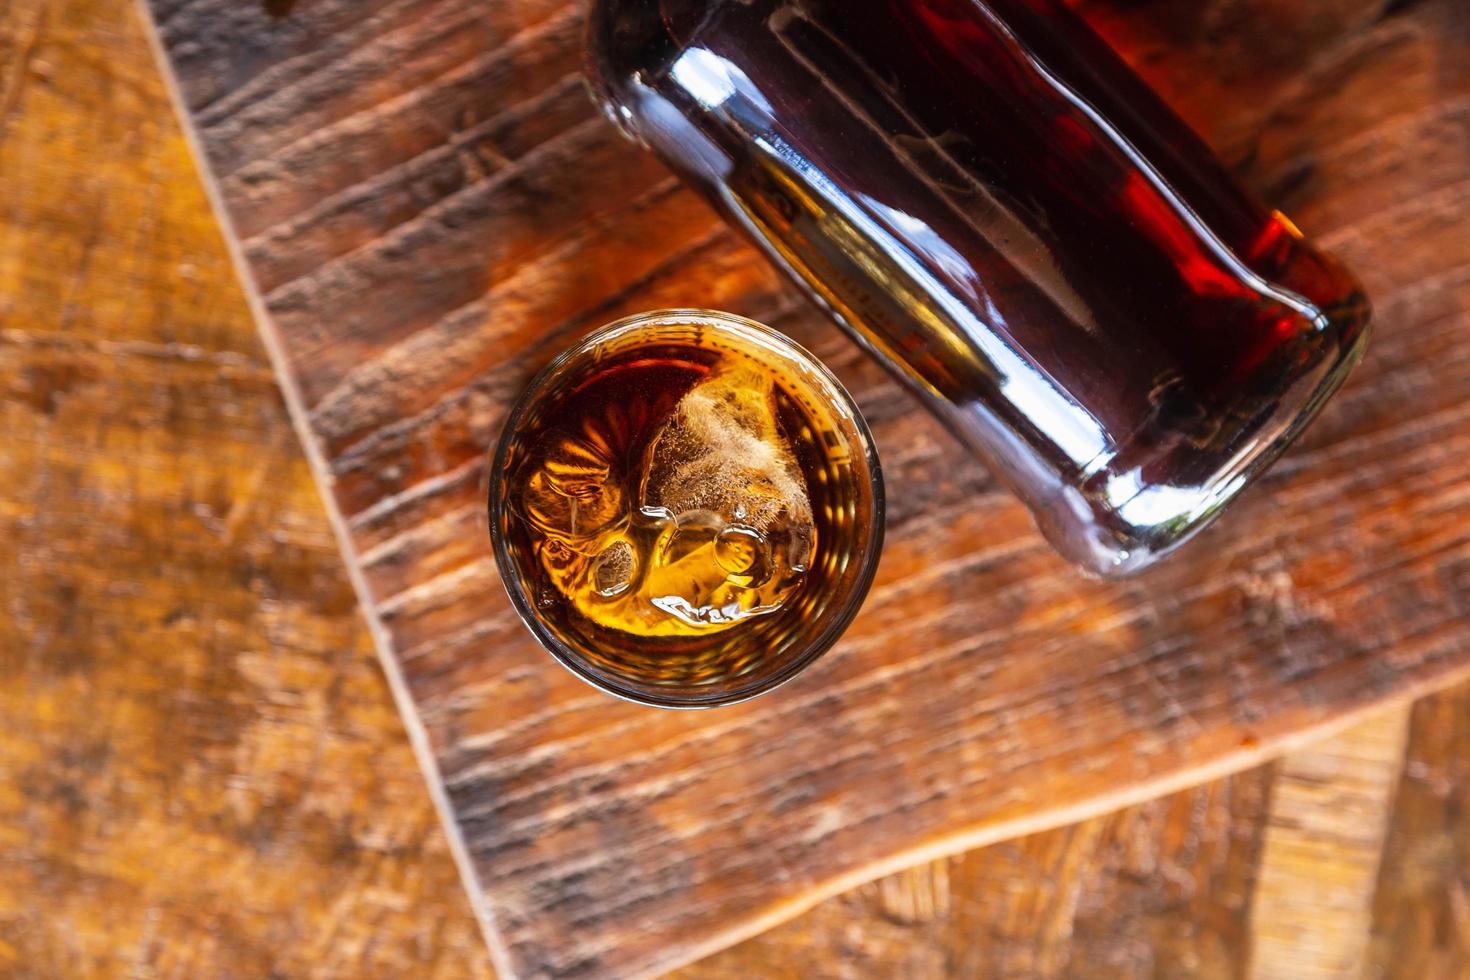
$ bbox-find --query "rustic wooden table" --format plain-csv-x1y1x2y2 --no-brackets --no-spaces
2,0,1469,977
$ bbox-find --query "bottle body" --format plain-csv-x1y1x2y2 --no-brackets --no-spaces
586,0,1370,575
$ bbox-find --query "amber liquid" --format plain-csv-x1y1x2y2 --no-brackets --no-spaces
587,0,1370,573
496,323,870,695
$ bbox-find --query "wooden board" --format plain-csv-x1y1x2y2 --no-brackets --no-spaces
686,700,1431,979
679,763,1280,978
137,0,1470,975
1247,708,1409,979
0,0,489,974
1367,684,1470,978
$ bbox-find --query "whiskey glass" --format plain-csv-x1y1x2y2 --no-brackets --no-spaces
489,309,884,707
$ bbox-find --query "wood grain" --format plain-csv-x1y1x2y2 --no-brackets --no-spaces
0,0,489,974
1247,708,1410,979
688,698,1458,979
679,766,1277,978
138,0,1470,975
1367,685,1470,980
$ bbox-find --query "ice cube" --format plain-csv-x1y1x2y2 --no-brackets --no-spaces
628,363,814,629
520,419,627,553
591,539,636,596
640,362,812,535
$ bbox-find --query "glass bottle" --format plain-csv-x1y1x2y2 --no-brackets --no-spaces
584,0,1370,575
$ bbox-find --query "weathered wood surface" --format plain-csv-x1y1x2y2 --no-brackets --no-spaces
139,0,1470,975
1247,710,1408,979
0,0,489,974
691,701,1449,979
681,762,1279,978
1366,685,1470,980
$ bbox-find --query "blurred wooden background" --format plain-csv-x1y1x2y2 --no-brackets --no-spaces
134,0,1470,970
2,0,1469,977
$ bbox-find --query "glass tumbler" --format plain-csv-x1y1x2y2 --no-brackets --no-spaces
490,310,884,707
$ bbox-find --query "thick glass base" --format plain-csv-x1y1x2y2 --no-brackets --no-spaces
1049,299,1371,575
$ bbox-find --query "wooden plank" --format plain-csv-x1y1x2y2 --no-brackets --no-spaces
682,701,1433,978
138,0,1470,975
1248,708,1411,979
678,767,1276,978
1367,686,1470,979
0,0,489,974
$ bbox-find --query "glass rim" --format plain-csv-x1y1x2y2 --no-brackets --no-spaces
488,308,886,709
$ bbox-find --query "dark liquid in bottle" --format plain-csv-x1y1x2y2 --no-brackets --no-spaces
587,0,1370,573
